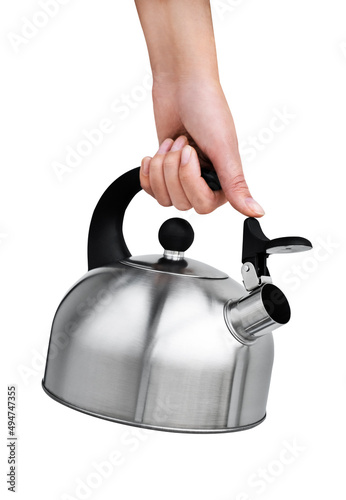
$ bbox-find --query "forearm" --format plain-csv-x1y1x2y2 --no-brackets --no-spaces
136,0,264,217
134,0,219,84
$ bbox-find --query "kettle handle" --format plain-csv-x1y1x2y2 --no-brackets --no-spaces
87,167,221,270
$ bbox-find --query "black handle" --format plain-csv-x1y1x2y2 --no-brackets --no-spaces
87,167,221,270
200,168,221,190
242,217,313,278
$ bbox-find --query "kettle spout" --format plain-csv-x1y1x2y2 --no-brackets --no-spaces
225,283,291,341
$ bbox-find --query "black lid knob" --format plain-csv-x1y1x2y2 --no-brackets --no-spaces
158,218,194,252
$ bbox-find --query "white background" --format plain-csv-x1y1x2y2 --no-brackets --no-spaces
1,0,345,498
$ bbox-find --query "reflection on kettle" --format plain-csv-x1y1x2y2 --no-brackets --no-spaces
42,167,312,433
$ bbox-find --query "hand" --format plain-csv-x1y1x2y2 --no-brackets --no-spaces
135,0,265,216
140,77,265,216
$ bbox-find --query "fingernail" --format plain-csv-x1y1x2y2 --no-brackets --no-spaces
171,136,186,152
142,157,151,176
181,145,192,166
158,138,173,154
245,197,265,216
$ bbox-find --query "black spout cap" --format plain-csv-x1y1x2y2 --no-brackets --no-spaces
242,218,312,278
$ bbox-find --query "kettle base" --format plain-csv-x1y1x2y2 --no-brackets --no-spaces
42,382,266,434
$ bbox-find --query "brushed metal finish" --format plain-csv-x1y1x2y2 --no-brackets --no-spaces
225,284,290,341
121,254,228,279
43,258,274,432
41,384,267,433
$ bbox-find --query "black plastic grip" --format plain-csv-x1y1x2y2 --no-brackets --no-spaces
242,217,313,278
87,167,141,270
200,168,221,191
87,167,221,270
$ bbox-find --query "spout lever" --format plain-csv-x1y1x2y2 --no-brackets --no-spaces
241,218,312,290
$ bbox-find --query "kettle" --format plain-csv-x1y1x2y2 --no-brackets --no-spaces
42,167,312,433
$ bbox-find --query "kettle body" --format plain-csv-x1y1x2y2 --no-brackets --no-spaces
43,260,274,432
42,167,311,432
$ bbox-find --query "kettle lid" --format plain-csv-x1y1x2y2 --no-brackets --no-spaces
121,255,228,279
121,217,227,279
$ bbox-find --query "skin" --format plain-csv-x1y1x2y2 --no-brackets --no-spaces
135,0,265,216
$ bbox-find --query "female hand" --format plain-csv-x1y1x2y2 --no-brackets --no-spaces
135,0,264,217
140,77,265,216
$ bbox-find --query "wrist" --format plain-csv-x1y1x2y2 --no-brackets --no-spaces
136,0,220,88
152,71,220,93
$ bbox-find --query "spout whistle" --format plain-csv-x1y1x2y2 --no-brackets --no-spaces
226,283,291,341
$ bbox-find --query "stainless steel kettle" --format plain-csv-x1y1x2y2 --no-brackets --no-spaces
42,167,312,433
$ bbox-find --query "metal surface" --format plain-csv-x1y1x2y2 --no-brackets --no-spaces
241,262,272,291
266,244,311,254
163,250,185,261
225,283,291,342
42,383,266,433
43,259,275,432
120,254,228,279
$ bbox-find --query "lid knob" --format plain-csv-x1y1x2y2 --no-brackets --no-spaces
159,218,194,261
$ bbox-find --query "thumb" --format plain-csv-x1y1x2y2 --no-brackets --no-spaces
208,144,265,218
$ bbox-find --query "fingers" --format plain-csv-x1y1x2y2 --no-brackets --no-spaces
162,136,192,210
207,139,265,217
220,164,265,217
148,138,174,206
140,136,226,213
179,145,226,214
140,135,264,216
140,156,154,196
